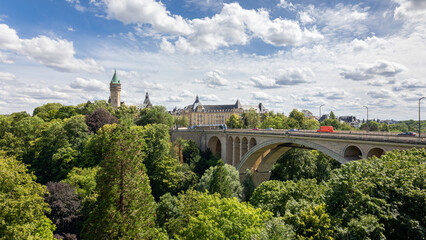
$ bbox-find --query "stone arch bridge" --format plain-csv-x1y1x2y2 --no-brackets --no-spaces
171,129,426,185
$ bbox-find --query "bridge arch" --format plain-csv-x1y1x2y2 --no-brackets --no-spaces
343,145,363,161
249,138,257,149
242,137,248,156
234,137,241,166
236,138,345,173
207,136,222,158
367,147,385,159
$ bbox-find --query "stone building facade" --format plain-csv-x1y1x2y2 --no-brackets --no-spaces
171,96,266,126
108,70,121,108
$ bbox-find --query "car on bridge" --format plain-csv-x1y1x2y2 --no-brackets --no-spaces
288,128,298,132
398,131,416,136
265,127,274,131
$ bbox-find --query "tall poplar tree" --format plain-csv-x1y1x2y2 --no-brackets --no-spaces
82,125,157,239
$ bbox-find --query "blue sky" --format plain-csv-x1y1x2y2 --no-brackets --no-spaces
0,0,425,120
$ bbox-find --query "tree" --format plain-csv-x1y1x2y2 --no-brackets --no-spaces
242,169,255,202
329,111,336,120
85,108,118,134
0,153,55,239
325,148,426,239
270,149,340,182
173,116,189,128
166,190,282,239
33,103,63,121
136,106,173,127
82,125,158,239
226,114,243,129
45,182,82,239
197,162,243,200
289,109,305,128
242,108,260,129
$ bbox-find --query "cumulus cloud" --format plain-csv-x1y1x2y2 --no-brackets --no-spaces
0,72,16,81
98,0,192,35
179,90,194,97
96,1,322,53
340,60,406,81
0,24,103,73
0,52,13,64
314,88,348,100
275,67,314,85
200,94,220,101
167,95,184,102
250,75,278,89
392,78,426,91
201,70,230,88
251,91,284,103
138,81,164,90
116,70,140,79
277,0,296,11
349,36,388,52
367,89,393,99
70,77,108,92
394,0,426,20
17,87,69,100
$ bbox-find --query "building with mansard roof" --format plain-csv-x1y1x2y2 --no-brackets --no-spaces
136,92,152,110
171,96,267,126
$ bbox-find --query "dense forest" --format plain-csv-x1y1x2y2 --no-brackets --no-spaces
0,101,424,240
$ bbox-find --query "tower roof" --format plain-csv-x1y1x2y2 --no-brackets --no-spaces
111,69,120,84
143,92,151,105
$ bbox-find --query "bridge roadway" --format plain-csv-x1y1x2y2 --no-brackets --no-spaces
170,129,426,185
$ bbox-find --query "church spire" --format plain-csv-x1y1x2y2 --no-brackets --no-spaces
111,69,120,84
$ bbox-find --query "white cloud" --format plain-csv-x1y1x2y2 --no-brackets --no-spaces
97,2,322,53
179,90,194,97
299,11,314,24
184,0,224,12
275,67,314,85
392,78,426,91
138,81,164,90
277,0,295,11
367,89,394,99
0,72,16,81
67,27,75,32
0,52,13,64
394,0,426,20
70,77,108,92
0,24,104,73
21,36,104,73
314,88,348,100
250,75,278,89
116,70,140,79
99,0,192,35
167,95,184,102
0,24,21,51
200,94,220,101
202,70,230,88
340,60,406,81
349,36,388,52
160,38,175,54
17,87,69,100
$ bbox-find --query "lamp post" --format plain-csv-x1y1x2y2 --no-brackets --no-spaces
419,97,425,137
319,104,325,123
363,105,368,131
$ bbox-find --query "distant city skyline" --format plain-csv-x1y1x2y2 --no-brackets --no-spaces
0,0,425,120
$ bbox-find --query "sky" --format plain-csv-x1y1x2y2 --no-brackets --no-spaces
0,0,425,120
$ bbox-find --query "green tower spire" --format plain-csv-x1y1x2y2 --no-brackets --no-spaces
111,69,120,84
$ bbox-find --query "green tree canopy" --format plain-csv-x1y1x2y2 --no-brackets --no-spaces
325,148,426,239
136,106,173,127
226,113,243,129
82,125,158,240
197,162,243,200
0,153,55,239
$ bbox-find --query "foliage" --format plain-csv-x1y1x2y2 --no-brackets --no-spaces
193,148,221,177
85,108,119,133
136,106,173,127
62,166,99,202
30,115,89,183
173,116,189,128
252,217,295,240
250,179,326,217
82,125,158,240
0,153,55,239
33,103,63,121
226,113,243,129
197,162,243,200
242,169,256,202
242,108,260,129
143,124,198,199
45,182,82,239
270,149,340,182
156,193,181,228
75,100,113,115
289,109,305,128
325,148,426,240
166,190,276,239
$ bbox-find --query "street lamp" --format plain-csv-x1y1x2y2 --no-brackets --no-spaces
319,104,325,123
419,97,425,137
363,105,369,131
